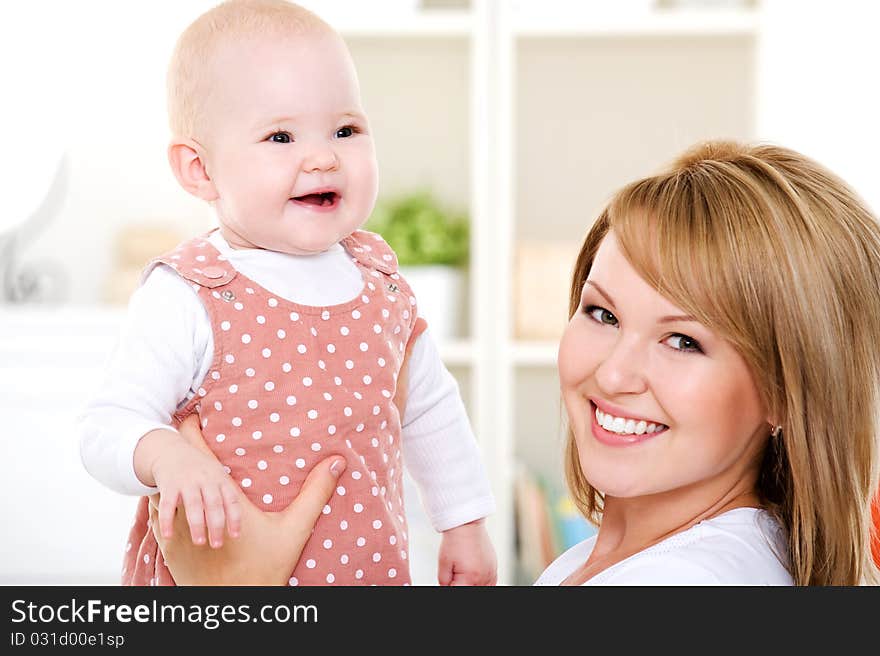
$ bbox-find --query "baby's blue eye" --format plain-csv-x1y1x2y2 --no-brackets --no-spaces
585,305,618,327
336,126,354,138
269,132,292,143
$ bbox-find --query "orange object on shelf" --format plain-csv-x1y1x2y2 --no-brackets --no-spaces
872,488,880,568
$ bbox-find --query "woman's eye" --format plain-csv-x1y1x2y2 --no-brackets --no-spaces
269,131,292,143
585,305,618,327
335,126,355,138
665,333,703,353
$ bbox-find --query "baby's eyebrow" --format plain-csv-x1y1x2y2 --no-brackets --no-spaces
256,111,366,129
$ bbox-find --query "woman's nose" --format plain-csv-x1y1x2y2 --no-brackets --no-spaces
593,334,649,397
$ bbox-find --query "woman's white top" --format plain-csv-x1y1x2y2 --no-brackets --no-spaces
77,230,495,532
534,508,793,585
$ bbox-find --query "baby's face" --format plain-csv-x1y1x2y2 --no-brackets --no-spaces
200,32,378,254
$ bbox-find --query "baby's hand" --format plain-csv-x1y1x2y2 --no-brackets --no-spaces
148,429,242,549
437,518,497,586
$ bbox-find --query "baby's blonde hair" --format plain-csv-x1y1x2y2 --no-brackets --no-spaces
167,0,334,139
565,140,880,585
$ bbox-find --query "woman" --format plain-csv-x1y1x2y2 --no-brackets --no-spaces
157,140,880,585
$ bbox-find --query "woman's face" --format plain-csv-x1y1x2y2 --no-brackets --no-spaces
557,231,770,500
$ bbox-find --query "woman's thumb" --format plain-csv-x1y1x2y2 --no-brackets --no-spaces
279,456,347,537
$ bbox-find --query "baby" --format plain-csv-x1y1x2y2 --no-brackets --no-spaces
78,0,496,586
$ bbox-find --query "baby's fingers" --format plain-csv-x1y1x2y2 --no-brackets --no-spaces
180,487,207,545
157,490,181,541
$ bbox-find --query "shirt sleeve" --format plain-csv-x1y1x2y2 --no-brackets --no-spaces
400,328,496,532
76,265,211,496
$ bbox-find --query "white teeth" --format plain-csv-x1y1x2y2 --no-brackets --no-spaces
595,407,665,436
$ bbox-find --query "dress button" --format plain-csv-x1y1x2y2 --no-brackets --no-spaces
202,265,226,279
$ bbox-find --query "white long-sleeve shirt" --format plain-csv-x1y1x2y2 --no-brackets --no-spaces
77,230,495,532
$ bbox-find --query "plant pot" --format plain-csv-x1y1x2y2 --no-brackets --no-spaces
399,265,466,341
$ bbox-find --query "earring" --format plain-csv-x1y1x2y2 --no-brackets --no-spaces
770,425,782,439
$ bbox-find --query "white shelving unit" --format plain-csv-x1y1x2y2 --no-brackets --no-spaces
335,0,759,584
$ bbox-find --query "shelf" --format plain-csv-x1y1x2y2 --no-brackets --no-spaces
512,341,559,367
513,8,758,37
337,11,473,37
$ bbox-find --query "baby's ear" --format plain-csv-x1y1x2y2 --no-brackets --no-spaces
168,139,218,201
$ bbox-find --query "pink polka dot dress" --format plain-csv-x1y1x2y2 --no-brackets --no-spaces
121,230,425,586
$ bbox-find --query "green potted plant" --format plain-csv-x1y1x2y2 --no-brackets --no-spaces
365,190,469,339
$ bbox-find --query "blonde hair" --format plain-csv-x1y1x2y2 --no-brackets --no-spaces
167,0,334,138
564,140,880,585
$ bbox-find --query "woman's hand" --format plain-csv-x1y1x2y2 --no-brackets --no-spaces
149,414,346,586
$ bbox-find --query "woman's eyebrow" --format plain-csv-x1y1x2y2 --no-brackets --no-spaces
587,280,698,324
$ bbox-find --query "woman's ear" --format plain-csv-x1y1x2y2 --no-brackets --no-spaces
168,139,218,201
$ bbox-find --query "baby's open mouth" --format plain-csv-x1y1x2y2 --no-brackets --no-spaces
292,191,339,207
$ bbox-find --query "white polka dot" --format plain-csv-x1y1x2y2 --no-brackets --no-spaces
290,312,300,321
336,486,346,496
326,573,335,583
341,554,349,564
245,287,254,294
321,310,330,320
270,413,280,422
356,537,366,547
220,321,231,331
279,475,290,485
295,458,306,468
303,377,313,386
289,577,298,586
323,539,333,549
257,460,268,470
268,298,279,307
318,360,327,370
310,327,318,337
252,430,262,440
354,503,364,513
263,494,273,504
354,392,363,400
225,354,235,364
359,342,369,352
241,478,252,488
389,535,397,545
355,569,364,579
328,425,336,435
311,443,321,452
232,417,242,427
327,344,336,353
352,310,361,319
382,389,392,398
264,381,275,391
340,520,349,530
372,552,381,563
286,395,297,405
273,444,283,453
235,447,246,456
234,302,243,311
306,559,316,569
282,362,292,372
371,438,379,447
297,344,307,354
340,326,350,336
290,427,301,438
214,401,223,411
307,409,318,419
372,405,381,415
277,329,286,339
344,406,353,417
323,392,333,401
143,554,150,564
351,470,362,480
382,309,390,319
334,376,342,385
322,504,331,515
215,433,226,443
372,520,383,529
248,400,259,409
211,371,220,380
198,387,207,397
388,568,397,578
363,375,372,385
356,423,364,432
241,334,251,344
256,315,266,324
228,384,238,393
245,368,255,377
345,360,354,370
262,348,271,358
373,324,382,334
362,295,370,303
